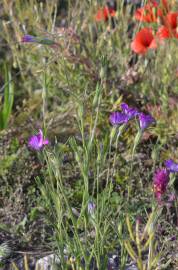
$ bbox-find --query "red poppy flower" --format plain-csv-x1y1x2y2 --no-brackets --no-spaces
164,12,178,29
134,0,170,23
134,2,159,23
95,6,116,22
156,26,170,40
131,27,156,54
161,12,178,37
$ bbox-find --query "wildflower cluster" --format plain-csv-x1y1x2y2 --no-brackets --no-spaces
94,1,178,54
131,0,178,54
109,103,155,130
109,102,177,202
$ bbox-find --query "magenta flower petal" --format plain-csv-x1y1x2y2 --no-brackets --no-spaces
28,129,49,150
43,139,49,145
138,113,155,130
121,103,139,119
37,129,43,147
109,112,129,126
153,168,169,201
28,136,42,150
165,159,178,173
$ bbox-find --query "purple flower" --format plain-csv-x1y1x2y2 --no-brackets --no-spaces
110,103,139,126
109,112,129,126
168,193,176,202
28,129,49,150
21,34,57,46
138,113,155,130
170,236,176,241
121,103,139,120
21,35,37,43
153,169,169,201
165,159,178,173
88,201,96,215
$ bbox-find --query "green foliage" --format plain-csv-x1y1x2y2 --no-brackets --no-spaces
124,209,164,270
0,154,17,176
0,64,14,130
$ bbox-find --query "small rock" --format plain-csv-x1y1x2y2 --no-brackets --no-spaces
125,263,138,270
36,254,60,270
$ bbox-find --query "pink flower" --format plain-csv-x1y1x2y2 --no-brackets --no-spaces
28,129,49,150
153,168,169,201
